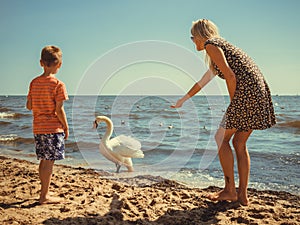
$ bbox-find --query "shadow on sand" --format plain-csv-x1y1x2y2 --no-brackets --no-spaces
42,192,241,225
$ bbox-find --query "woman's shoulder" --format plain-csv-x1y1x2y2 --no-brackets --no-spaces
204,37,227,46
205,37,241,54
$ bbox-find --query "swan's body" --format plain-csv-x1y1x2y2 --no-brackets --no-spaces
94,116,144,173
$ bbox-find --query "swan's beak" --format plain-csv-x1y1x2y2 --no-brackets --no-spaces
93,120,98,129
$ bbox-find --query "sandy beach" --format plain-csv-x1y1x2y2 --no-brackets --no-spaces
0,155,299,225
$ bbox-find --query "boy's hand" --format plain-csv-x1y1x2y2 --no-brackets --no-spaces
64,128,69,140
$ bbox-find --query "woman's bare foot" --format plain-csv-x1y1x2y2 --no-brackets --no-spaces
207,189,238,202
39,196,63,205
238,194,249,206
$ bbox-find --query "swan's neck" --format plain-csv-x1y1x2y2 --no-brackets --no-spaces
101,118,113,142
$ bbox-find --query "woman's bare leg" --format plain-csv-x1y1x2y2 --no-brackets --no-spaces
208,127,238,202
232,130,252,206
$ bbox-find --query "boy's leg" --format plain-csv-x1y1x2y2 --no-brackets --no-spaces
35,133,65,204
39,159,55,204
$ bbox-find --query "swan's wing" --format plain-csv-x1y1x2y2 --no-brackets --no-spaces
109,135,144,158
115,135,141,150
115,147,144,158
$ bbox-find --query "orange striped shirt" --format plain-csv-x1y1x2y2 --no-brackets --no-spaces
27,75,68,134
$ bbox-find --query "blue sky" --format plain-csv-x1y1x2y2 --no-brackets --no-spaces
0,0,299,95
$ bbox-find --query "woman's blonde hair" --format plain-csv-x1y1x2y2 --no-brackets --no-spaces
191,19,220,73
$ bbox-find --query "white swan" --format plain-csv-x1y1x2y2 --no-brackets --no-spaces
93,116,144,173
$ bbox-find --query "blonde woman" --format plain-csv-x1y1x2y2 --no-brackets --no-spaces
172,19,276,205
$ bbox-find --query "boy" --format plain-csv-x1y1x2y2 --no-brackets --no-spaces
26,45,69,204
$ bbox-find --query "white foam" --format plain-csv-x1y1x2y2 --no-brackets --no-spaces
0,134,18,142
0,112,16,118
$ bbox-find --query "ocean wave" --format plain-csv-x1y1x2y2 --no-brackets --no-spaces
0,135,34,144
0,107,10,112
0,121,12,126
0,135,99,152
141,147,213,156
0,134,18,142
20,125,31,130
277,120,300,129
95,113,141,120
65,141,98,152
0,112,30,119
279,153,300,165
251,150,300,166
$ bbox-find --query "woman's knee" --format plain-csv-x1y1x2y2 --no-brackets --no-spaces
232,135,246,151
214,131,227,148
215,130,232,149
214,132,222,147
232,130,253,150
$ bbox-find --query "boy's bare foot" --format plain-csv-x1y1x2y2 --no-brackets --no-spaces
39,196,63,205
207,189,238,202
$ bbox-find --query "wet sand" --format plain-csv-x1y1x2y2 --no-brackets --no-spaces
0,156,299,225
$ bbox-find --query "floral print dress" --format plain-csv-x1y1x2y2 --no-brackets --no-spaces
204,37,276,131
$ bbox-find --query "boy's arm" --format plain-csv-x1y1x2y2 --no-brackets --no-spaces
26,97,32,110
55,101,69,140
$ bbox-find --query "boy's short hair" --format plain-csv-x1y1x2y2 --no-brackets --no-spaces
41,46,62,67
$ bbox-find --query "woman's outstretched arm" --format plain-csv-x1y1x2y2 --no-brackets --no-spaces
171,69,215,108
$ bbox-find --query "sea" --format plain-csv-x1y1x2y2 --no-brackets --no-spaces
0,95,299,195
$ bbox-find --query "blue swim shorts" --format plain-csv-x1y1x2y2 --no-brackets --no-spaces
34,133,65,160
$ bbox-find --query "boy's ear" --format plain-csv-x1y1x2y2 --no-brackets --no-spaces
40,60,44,67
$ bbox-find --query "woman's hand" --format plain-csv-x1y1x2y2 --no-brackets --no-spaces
171,98,185,108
